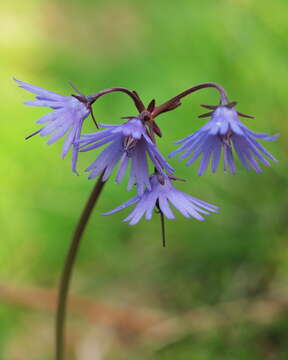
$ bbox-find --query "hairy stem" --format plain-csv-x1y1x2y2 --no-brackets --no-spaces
56,174,106,360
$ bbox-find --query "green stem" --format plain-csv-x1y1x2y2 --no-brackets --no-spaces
55,174,106,360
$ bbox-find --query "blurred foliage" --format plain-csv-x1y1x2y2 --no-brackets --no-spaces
0,0,288,359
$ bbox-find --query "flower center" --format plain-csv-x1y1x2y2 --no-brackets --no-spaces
220,129,233,147
123,136,138,156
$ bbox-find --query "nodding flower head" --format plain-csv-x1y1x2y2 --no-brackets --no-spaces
169,103,279,175
15,78,91,174
79,118,174,195
102,174,218,225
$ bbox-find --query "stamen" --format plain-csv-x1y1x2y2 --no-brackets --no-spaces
221,131,233,147
155,172,165,185
123,136,137,154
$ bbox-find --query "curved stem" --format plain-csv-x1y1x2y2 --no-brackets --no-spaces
56,174,106,360
88,87,145,113
152,82,229,118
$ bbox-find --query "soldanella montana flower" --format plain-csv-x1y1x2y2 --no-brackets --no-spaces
169,103,279,175
15,78,91,174
79,118,174,195
102,174,218,225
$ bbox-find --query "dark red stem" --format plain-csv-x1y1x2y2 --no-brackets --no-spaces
56,174,106,360
88,87,145,113
152,82,229,118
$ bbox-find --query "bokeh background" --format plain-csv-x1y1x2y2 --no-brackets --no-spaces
1,0,287,359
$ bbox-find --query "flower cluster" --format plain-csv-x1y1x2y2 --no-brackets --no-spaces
16,79,279,243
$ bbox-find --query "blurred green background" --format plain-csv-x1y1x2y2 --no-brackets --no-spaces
1,0,287,359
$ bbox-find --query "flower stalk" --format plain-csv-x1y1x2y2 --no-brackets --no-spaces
152,82,229,118
56,173,106,360
88,87,145,112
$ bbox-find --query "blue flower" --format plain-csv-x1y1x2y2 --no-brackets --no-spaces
169,105,279,175
15,79,91,173
79,118,174,195
102,174,218,225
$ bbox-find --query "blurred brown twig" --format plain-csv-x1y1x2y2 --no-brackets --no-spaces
1,283,288,344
